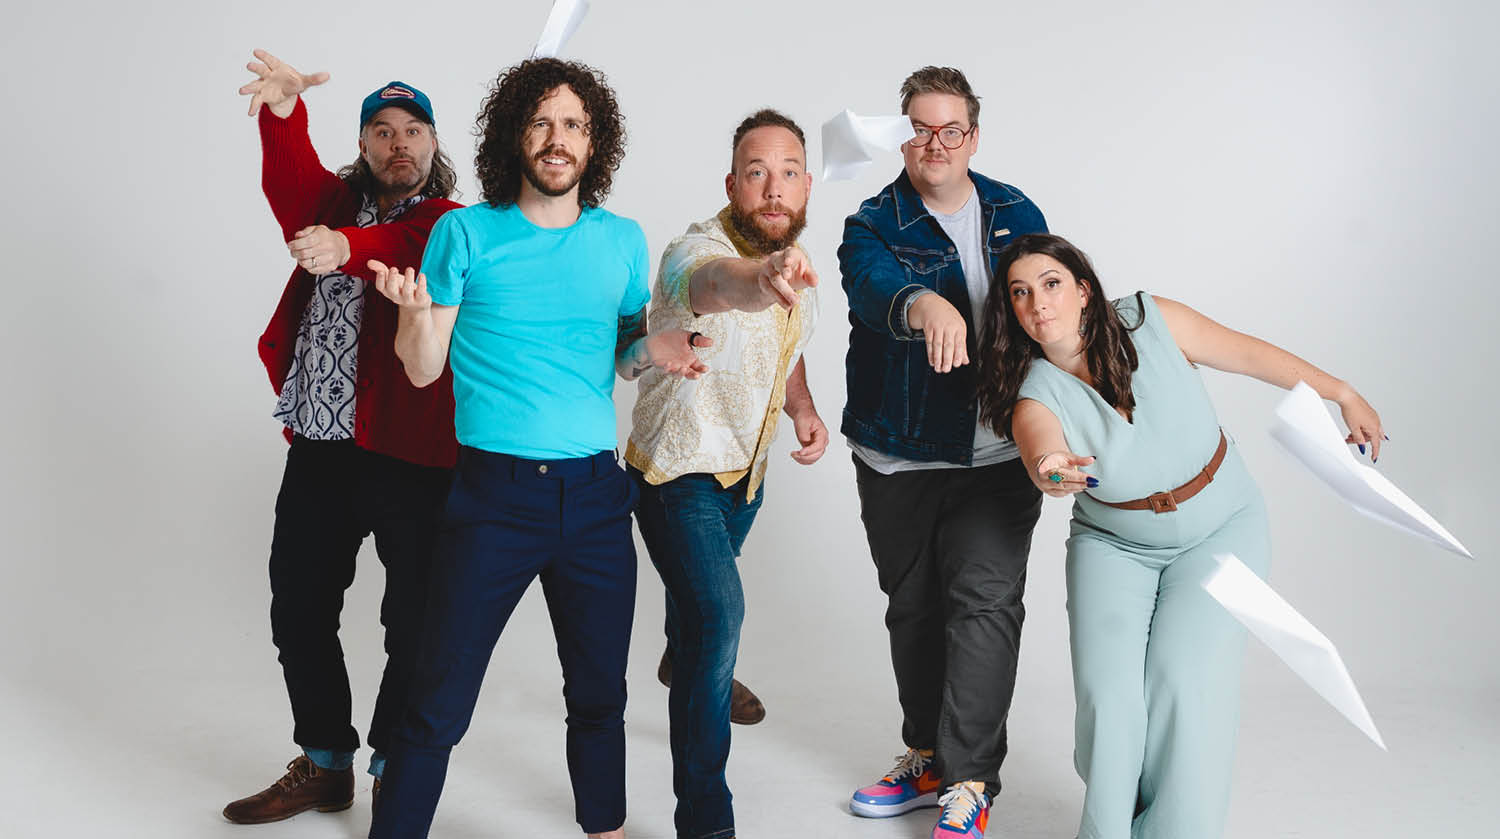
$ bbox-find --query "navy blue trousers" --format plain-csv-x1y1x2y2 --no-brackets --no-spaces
370,447,639,838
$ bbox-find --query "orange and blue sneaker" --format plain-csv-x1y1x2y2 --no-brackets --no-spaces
931,781,990,838
849,748,943,817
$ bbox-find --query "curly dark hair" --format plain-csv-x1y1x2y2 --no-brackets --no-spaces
474,58,626,208
336,138,459,202
977,233,1144,439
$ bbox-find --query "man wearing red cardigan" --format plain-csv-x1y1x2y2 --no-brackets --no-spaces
223,49,462,826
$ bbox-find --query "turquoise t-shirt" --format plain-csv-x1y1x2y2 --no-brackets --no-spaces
420,202,651,458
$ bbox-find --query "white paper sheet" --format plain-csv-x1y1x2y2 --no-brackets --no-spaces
1203,554,1386,749
1270,382,1471,558
820,109,915,181
531,0,589,58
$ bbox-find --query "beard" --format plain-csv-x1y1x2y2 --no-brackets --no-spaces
728,200,808,254
522,145,584,197
372,155,430,199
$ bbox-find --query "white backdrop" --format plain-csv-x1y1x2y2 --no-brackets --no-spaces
3,1,1497,837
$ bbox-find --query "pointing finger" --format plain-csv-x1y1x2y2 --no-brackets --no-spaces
770,277,796,309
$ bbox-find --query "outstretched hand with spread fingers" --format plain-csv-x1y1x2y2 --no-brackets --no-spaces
368,260,430,311
239,48,329,118
646,329,713,379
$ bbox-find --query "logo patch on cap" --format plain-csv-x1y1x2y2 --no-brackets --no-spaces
381,85,417,100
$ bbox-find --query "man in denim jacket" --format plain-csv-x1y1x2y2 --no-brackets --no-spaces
840,66,1047,839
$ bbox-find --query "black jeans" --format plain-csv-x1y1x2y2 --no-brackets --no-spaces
852,453,1042,792
268,436,452,756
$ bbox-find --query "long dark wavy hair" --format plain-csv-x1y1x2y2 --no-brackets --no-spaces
977,233,1144,438
474,58,625,208
336,139,459,202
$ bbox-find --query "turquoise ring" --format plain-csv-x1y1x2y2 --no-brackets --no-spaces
1048,471,1064,483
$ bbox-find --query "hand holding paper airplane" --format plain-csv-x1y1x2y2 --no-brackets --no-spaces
1271,382,1470,558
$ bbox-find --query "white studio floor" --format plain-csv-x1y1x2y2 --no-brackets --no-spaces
3,517,1494,839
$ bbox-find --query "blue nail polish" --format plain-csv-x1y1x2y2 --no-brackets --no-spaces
1358,443,1365,454
1086,477,1099,488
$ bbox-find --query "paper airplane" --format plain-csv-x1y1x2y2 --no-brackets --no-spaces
1203,554,1385,749
820,109,915,181
532,0,589,58
1271,382,1470,558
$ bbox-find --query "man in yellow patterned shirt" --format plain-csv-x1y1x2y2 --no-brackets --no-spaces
625,109,825,839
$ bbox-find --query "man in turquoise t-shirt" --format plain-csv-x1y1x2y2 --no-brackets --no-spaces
365,58,708,839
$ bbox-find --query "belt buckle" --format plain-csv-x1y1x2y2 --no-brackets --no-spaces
1147,491,1178,514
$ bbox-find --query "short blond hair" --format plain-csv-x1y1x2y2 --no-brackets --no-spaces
899,66,980,126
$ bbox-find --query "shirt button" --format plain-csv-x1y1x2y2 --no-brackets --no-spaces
538,464,549,475
947,246,955,253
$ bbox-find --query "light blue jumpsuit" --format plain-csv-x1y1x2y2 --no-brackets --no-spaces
1017,293,1270,839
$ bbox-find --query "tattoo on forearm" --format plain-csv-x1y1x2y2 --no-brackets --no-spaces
617,310,652,378
616,309,647,357
627,339,652,377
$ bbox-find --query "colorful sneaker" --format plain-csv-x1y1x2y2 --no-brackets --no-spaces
849,748,943,817
931,781,990,838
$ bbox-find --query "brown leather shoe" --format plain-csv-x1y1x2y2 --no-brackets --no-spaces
658,648,767,725
222,755,355,824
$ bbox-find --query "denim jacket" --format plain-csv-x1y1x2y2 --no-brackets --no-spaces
839,169,1047,464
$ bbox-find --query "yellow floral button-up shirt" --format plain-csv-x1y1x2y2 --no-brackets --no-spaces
626,207,819,500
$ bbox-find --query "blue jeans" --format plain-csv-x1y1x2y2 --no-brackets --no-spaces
371,448,638,838
631,468,764,839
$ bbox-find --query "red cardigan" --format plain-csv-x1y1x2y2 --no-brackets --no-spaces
256,98,461,469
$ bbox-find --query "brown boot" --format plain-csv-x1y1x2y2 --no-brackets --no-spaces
222,755,355,824
658,648,767,725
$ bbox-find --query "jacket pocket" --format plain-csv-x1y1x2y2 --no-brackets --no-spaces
890,245,951,278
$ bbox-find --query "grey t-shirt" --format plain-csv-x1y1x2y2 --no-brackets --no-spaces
849,187,1019,474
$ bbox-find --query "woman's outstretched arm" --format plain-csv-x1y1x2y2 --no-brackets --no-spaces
1012,398,1098,497
1154,295,1385,460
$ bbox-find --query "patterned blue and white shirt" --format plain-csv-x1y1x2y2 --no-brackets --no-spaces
273,195,423,439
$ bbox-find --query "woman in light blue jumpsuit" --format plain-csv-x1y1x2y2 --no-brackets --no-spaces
974,234,1384,839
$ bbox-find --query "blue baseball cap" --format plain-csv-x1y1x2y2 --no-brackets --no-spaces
360,81,435,130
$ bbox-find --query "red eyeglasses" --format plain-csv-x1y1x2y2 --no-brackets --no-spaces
908,122,976,149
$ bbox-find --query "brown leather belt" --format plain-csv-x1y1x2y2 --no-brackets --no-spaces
1091,430,1228,514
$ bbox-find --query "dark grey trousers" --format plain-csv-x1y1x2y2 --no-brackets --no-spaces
852,453,1042,793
